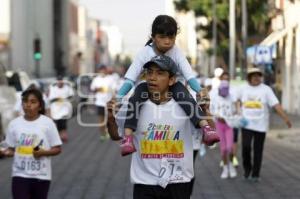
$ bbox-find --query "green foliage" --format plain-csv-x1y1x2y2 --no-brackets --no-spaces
174,0,271,63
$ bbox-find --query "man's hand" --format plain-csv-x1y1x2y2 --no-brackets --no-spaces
107,98,120,119
197,88,210,108
285,119,292,128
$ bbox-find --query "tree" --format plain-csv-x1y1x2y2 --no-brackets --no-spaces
174,0,271,67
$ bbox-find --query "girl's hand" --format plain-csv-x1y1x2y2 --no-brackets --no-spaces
33,149,46,159
0,148,14,157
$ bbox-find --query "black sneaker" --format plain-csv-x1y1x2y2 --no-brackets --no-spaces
251,176,260,183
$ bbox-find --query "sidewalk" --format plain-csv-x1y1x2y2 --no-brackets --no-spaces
268,112,300,149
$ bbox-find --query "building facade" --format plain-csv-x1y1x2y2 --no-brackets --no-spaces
261,0,300,114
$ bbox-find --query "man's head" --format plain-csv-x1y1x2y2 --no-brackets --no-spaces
143,55,177,100
96,64,107,74
57,75,64,88
247,67,263,86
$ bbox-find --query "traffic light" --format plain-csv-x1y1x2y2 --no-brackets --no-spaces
33,38,42,60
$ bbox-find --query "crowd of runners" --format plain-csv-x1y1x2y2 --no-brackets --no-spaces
0,15,292,199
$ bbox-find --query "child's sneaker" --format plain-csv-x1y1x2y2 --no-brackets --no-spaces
202,125,220,146
229,162,237,178
221,165,229,179
120,135,136,156
232,156,239,167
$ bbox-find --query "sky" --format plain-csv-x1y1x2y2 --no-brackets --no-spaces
79,0,175,56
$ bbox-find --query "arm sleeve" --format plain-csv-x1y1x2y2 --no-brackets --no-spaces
46,119,63,147
117,79,135,98
124,47,147,82
48,86,55,100
187,78,202,93
90,78,97,91
174,47,196,81
266,86,279,107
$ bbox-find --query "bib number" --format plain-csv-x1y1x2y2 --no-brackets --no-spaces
158,158,183,188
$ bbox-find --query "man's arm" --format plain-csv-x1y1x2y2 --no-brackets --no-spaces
107,98,122,141
273,104,292,128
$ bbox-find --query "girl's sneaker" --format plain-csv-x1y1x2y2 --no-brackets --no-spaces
221,165,229,179
120,135,136,156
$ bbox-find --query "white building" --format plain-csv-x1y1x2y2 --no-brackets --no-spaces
261,0,300,114
11,0,54,77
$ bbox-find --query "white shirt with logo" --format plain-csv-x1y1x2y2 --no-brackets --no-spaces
210,93,237,123
237,83,279,132
125,44,195,83
5,115,62,180
116,99,194,186
90,74,114,107
48,83,74,120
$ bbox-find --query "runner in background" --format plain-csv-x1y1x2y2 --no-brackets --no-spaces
210,79,237,179
237,67,292,182
90,65,115,141
48,76,74,143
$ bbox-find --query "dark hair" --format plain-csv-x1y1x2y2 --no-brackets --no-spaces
220,71,229,78
145,15,179,46
22,88,45,115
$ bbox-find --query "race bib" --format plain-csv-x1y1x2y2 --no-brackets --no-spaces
14,155,47,176
158,158,184,188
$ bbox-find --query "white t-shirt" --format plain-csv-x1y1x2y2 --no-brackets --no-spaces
48,84,74,120
236,83,279,132
5,115,62,180
116,99,194,186
125,44,195,82
90,74,114,107
210,93,237,125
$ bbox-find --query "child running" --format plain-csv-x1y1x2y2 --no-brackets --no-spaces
117,15,219,156
0,88,62,199
210,80,237,179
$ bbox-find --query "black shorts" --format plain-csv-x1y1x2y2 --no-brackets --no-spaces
233,128,239,143
97,106,106,116
12,177,50,199
54,119,67,131
133,183,191,199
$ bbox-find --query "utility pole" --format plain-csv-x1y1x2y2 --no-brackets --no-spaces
241,0,248,80
211,0,217,74
229,0,236,79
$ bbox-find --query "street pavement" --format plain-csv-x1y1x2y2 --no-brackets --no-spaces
1,111,300,199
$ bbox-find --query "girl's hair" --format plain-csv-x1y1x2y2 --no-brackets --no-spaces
22,88,46,115
145,15,179,46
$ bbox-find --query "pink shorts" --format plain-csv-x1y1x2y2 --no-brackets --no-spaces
215,120,233,156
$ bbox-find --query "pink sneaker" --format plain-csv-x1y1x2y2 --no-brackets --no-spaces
120,135,136,156
202,125,219,146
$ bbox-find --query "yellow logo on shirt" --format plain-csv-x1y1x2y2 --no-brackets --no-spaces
243,101,263,109
97,87,108,93
16,146,34,155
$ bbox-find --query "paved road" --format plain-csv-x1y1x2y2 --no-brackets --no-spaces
1,112,300,199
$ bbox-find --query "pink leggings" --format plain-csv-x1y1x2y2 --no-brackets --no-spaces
216,120,233,156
